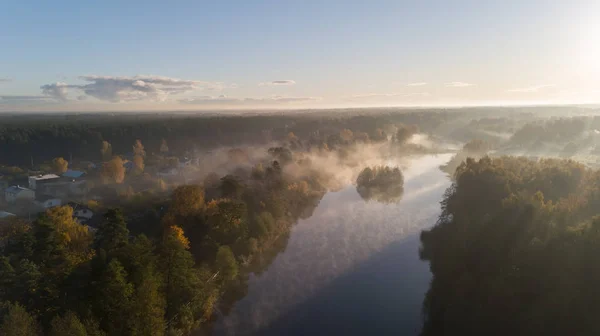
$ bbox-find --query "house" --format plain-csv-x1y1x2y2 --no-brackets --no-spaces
67,202,94,223
0,211,16,219
5,185,35,203
33,195,62,210
28,174,60,190
62,169,86,180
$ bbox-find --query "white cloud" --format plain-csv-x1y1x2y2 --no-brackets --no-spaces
180,94,320,104
40,75,230,103
446,82,474,87
259,80,296,86
407,82,427,86
40,82,70,101
0,78,12,82
507,84,555,93
351,92,430,99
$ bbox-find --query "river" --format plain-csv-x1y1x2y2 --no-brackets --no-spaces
213,154,453,336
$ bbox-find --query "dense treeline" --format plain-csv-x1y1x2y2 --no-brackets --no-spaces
420,156,600,335
0,109,499,165
0,144,332,335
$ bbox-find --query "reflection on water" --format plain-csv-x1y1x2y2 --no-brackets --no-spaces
213,154,453,335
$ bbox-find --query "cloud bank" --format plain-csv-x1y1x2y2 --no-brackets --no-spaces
407,82,427,86
40,75,230,103
0,78,12,82
446,82,474,87
259,80,296,86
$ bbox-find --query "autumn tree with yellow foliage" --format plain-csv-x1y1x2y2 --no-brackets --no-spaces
102,156,126,184
51,157,69,174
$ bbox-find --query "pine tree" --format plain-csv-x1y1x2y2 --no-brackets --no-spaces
0,256,15,300
95,209,129,254
0,302,40,336
95,259,133,335
159,227,201,321
128,271,166,336
216,246,238,281
49,311,87,336
121,234,156,286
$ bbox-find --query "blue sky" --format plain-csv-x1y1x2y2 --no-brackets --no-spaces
1,0,600,111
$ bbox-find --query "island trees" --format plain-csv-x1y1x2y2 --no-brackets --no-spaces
356,166,404,203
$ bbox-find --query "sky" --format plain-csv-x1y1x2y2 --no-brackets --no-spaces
2,0,600,111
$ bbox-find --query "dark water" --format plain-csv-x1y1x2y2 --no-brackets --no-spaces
214,154,453,336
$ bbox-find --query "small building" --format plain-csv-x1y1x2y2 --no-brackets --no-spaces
33,195,62,210
5,185,35,203
0,211,16,219
62,169,86,180
28,174,60,190
67,202,94,223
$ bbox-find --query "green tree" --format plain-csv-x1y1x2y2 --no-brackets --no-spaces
95,259,133,335
14,259,41,310
159,227,201,321
220,175,245,199
216,246,238,281
94,209,129,254
128,272,166,336
0,302,40,336
0,256,16,300
394,124,418,143
121,234,157,286
49,311,87,336
83,318,106,336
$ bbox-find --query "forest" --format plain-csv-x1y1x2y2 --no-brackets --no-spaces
3,106,600,335
420,156,600,335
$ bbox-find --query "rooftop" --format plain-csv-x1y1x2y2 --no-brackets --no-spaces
62,170,86,179
66,201,93,212
30,174,60,181
0,211,16,218
5,185,32,193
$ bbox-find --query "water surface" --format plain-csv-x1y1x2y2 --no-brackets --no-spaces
214,154,453,335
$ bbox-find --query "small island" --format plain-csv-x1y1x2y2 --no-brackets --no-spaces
356,166,404,203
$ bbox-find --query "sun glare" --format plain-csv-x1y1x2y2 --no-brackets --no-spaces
576,21,600,77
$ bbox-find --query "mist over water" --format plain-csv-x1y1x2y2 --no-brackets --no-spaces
213,153,453,335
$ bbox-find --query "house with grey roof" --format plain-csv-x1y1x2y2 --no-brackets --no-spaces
4,185,35,203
